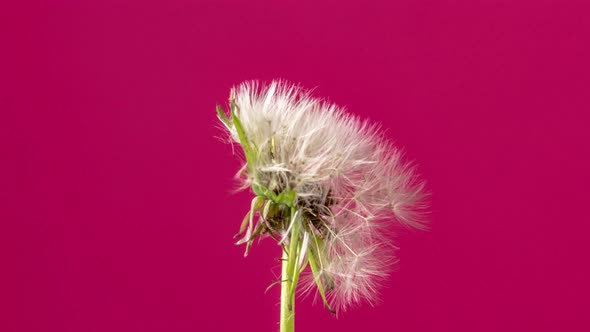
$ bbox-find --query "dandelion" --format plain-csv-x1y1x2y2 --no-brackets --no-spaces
216,80,427,332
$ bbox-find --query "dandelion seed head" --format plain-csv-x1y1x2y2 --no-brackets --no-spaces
218,80,428,312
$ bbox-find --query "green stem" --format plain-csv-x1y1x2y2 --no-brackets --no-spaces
281,207,301,332
280,248,294,332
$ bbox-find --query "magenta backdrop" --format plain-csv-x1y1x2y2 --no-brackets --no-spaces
1,1,589,331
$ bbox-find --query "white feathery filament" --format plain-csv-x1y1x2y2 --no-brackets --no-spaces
217,80,427,313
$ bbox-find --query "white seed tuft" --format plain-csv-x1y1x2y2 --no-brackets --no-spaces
219,80,428,312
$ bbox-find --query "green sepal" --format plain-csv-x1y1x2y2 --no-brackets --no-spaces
235,210,251,238
252,183,277,201
308,237,336,314
231,108,254,165
216,105,231,130
242,196,266,256
276,189,296,207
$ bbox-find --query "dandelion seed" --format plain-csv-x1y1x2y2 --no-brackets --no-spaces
216,80,428,331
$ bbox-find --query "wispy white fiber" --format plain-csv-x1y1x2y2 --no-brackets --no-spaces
218,80,427,312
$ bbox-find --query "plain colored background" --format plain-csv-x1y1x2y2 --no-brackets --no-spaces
1,1,589,331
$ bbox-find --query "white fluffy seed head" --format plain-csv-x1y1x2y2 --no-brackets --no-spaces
219,80,428,312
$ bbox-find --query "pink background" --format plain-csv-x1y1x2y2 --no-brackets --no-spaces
1,1,589,331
